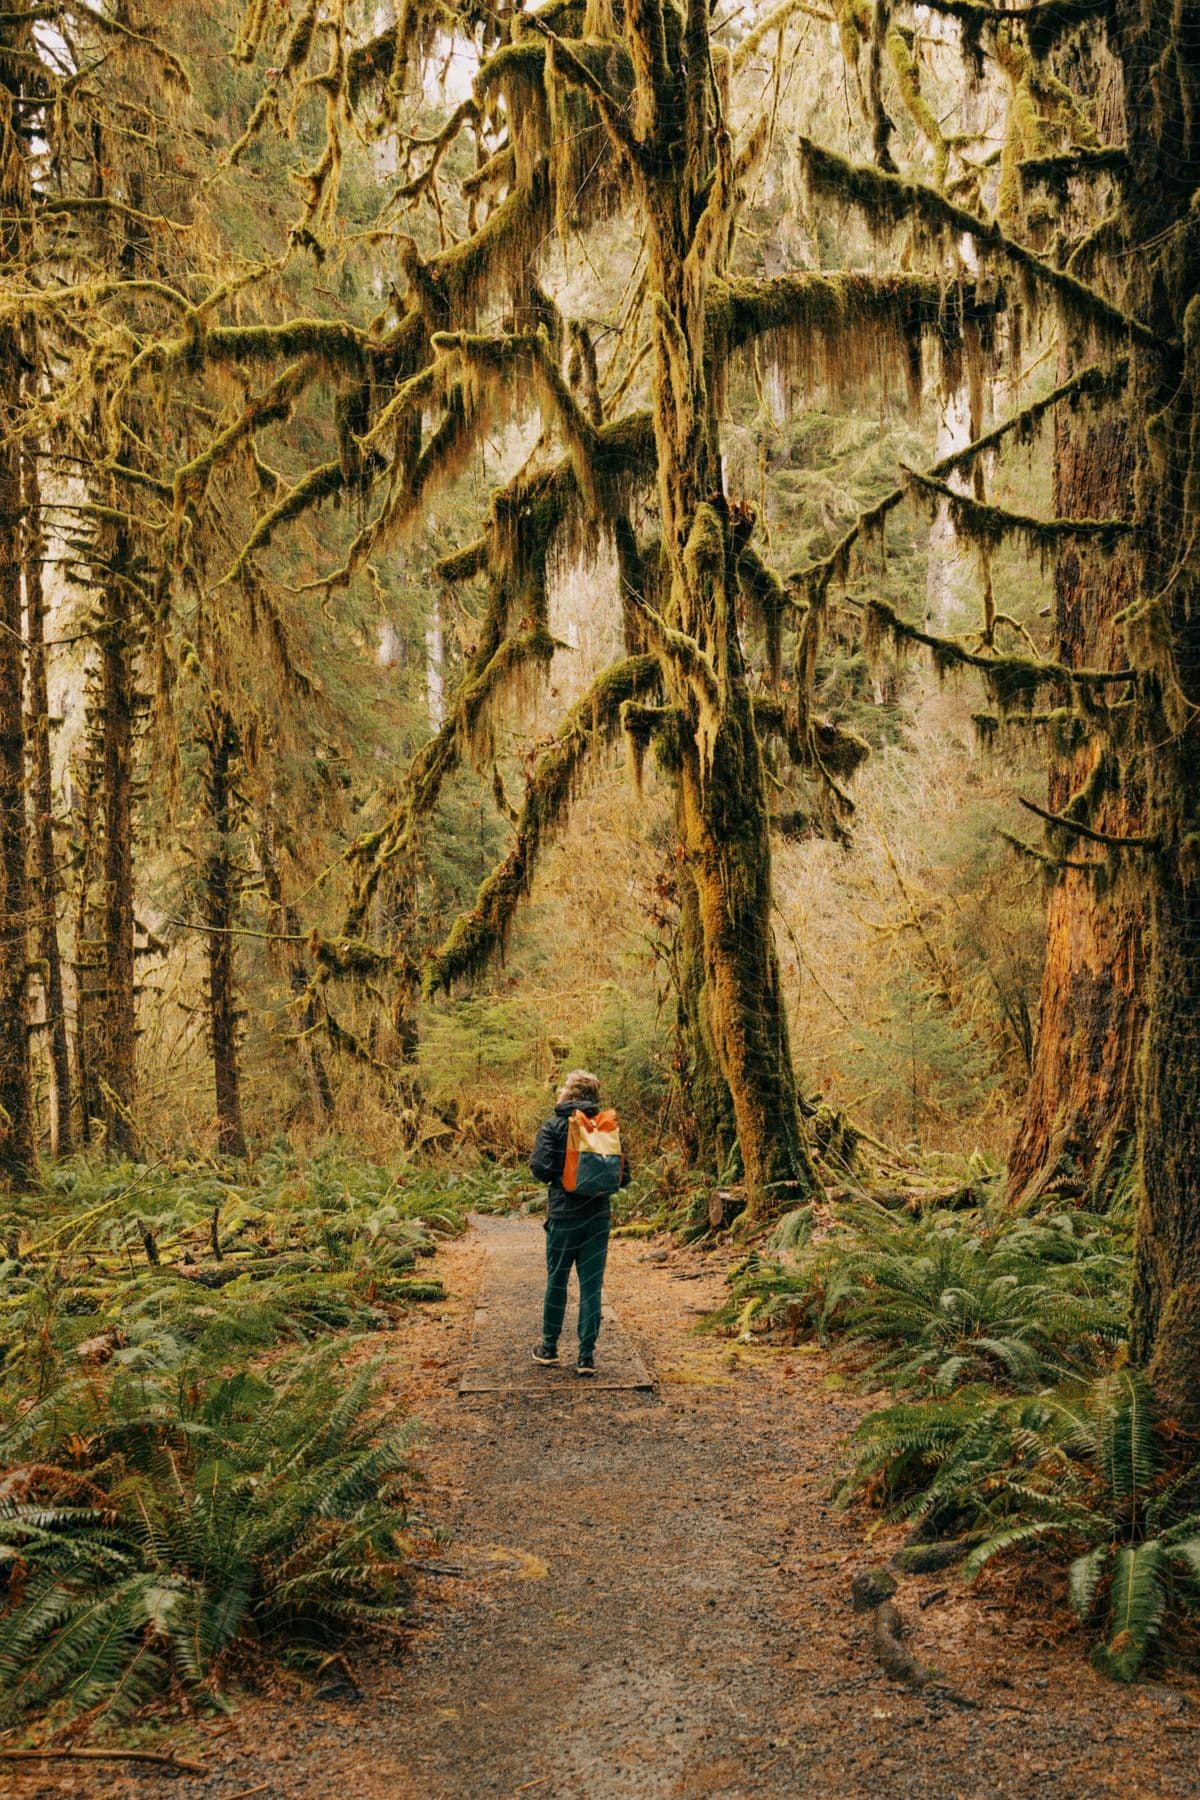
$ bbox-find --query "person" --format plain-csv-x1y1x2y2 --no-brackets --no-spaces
529,1069,629,1377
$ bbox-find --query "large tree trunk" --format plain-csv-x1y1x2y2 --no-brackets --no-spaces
98,545,137,1153
72,749,104,1145
0,398,32,1183
23,447,73,1155
1113,2,1200,1423
674,852,739,1173
1005,42,1144,1210
1006,408,1145,1206
635,14,817,1211
259,808,334,1126
0,56,33,1183
203,710,247,1157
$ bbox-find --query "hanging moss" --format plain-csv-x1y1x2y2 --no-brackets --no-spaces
793,360,1129,603
736,544,786,681
707,271,1001,410
902,464,1136,558
309,936,396,978
796,137,1164,351
1019,146,1127,202
886,24,948,189
864,596,1136,714
971,708,1093,756
426,653,661,993
621,700,686,788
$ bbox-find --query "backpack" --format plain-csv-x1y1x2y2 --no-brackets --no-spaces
562,1107,624,1198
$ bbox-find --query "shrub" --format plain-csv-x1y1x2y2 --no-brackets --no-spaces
721,1196,1127,1393
0,1349,415,1724
842,1369,1200,1681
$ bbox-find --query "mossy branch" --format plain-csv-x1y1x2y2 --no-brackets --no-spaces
750,698,870,783
425,653,661,993
793,359,1128,601
628,593,720,711
864,596,1136,709
341,622,558,938
901,465,1136,554
998,830,1104,876
1019,147,1128,190
431,329,601,511
219,459,344,585
433,538,487,582
706,270,1003,361
525,14,644,170
796,138,1165,351
172,361,311,520
1017,795,1157,850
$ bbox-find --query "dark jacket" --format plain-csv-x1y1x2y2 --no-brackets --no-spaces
530,1099,631,1221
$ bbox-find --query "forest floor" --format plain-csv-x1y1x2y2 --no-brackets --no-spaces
10,1216,1200,1800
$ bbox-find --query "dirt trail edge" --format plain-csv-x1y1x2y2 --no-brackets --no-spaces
59,1223,1200,1800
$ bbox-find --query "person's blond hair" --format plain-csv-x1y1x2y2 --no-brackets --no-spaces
557,1068,600,1107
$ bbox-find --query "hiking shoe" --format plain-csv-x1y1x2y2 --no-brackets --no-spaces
532,1343,558,1365
576,1353,596,1377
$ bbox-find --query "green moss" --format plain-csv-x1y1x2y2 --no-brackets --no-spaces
796,137,1163,351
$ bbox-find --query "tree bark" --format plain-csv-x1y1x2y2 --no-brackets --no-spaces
674,848,739,1173
0,52,33,1182
71,746,104,1146
631,12,818,1210
1112,2,1200,1424
23,447,73,1155
1005,41,1144,1210
98,543,137,1153
1005,410,1145,1206
0,398,32,1184
258,808,334,1126
203,710,247,1157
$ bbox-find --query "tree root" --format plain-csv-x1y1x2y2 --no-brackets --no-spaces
853,1572,979,1709
872,1599,935,1689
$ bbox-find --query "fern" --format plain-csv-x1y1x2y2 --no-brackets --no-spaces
0,1347,416,1722
1093,1543,1167,1681
723,1195,1127,1393
846,1367,1200,1681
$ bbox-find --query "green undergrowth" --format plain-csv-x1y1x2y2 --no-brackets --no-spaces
611,1154,718,1240
719,1194,1129,1391
0,1144,529,1733
713,1185,1200,1678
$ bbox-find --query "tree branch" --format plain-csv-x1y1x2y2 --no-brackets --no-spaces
1017,794,1157,849
797,137,1165,351
425,653,661,992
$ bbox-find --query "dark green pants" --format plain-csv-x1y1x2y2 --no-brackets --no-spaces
542,1210,610,1356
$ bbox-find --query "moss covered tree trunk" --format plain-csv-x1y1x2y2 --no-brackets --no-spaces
203,710,246,1158
0,384,32,1183
1112,2,1200,1424
0,46,33,1182
1006,41,1144,1210
24,448,73,1156
1006,406,1145,1206
629,0,817,1210
675,853,739,1173
98,546,137,1153
259,809,334,1127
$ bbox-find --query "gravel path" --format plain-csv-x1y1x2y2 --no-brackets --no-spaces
16,1221,1200,1800
458,1215,652,1393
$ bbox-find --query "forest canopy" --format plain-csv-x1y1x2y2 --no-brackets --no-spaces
2,0,1200,1736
